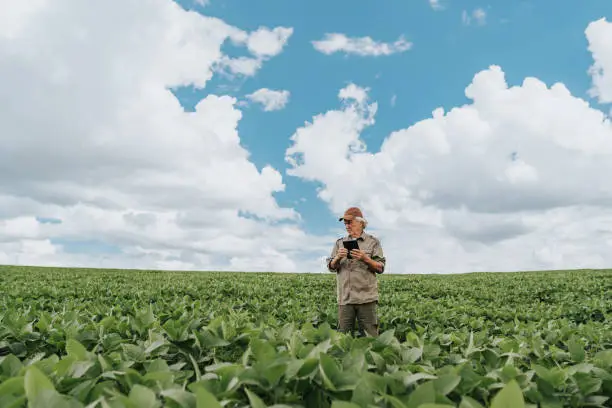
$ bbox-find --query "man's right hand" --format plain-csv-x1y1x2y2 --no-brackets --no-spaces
331,248,348,269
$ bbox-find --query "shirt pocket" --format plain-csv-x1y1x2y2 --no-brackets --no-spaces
362,242,375,258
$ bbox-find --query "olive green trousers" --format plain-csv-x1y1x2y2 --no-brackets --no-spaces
337,301,378,337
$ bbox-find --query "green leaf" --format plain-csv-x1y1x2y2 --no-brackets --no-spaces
567,337,585,363
382,394,408,408
533,364,566,388
376,329,396,346
250,339,276,363
402,347,423,363
197,329,230,348
351,374,379,407
123,343,146,363
319,353,341,391
459,396,485,408
1,355,24,377
195,387,222,408
331,401,361,408
403,373,438,387
161,389,196,408
594,349,612,367
0,395,27,408
490,380,525,408
0,376,24,396
66,338,88,360
245,388,267,408
407,381,436,408
29,390,85,408
572,372,602,395
24,365,55,403
129,385,160,408
433,373,461,395
71,361,96,378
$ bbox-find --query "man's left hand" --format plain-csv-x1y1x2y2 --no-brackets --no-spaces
351,249,383,273
350,249,368,261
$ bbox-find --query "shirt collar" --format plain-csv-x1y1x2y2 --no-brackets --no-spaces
347,232,366,241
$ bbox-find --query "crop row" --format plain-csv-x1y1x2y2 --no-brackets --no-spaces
1,265,611,407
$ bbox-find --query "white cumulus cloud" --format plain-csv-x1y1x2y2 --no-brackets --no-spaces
285,18,612,274
217,26,293,77
586,18,612,104
0,0,328,273
246,88,290,111
312,33,412,56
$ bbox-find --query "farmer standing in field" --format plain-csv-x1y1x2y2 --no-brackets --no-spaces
327,207,386,337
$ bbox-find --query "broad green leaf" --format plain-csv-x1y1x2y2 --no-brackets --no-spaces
245,388,267,408
129,384,160,408
66,339,88,360
297,358,319,377
433,373,461,395
195,329,231,348
403,373,437,387
572,372,602,395
567,337,586,363
195,387,222,408
68,380,97,402
490,380,525,408
1,355,24,377
161,389,196,408
376,329,396,346
406,381,436,408
362,371,388,394
122,344,146,363
0,395,27,408
594,350,612,367
459,396,485,408
29,389,85,408
351,375,377,407
382,394,408,408
71,361,96,378
319,352,341,390
402,347,423,363
583,396,609,406
261,362,287,388
24,365,55,402
532,364,566,388
250,339,276,363
0,376,24,396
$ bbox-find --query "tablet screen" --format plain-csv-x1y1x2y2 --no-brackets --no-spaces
343,239,359,257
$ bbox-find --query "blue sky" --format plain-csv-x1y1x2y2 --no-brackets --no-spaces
3,0,612,273
172,0,612,236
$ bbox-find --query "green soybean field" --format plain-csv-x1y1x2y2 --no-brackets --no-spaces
1,265,611,408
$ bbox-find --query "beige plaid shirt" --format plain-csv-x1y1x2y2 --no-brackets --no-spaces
326,232,386,305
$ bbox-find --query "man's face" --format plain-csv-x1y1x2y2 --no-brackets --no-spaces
344,218,363,237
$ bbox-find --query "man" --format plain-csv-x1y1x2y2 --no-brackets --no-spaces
327,206,386,337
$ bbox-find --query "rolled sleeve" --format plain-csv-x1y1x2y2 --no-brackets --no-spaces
370,240,386,274
327,240,340,272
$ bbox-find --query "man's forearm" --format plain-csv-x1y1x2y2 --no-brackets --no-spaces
364,256,383,273
330,256,340,270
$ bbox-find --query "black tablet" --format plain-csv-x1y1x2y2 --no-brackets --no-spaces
343,240,359,258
